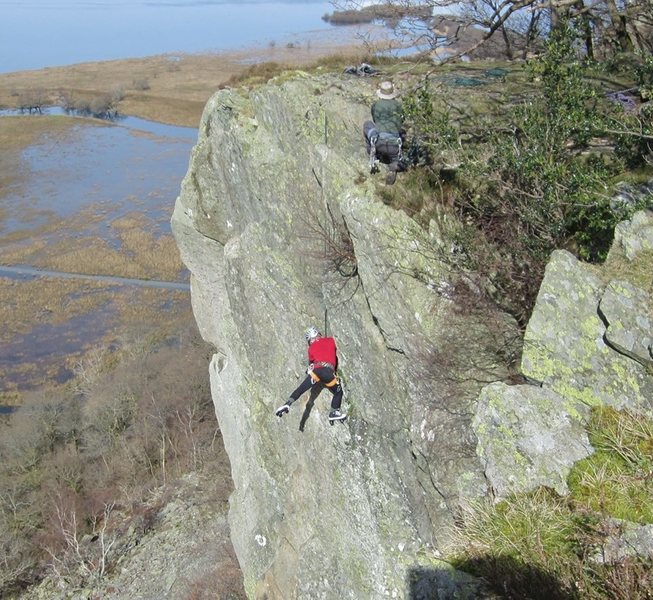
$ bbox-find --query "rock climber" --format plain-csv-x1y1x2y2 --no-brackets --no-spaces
363,80,406,185
275,326,346,423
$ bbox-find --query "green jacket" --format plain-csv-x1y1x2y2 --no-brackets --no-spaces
371,98,403,134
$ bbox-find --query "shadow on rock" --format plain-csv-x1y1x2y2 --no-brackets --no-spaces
299,384,323,432
407,554,573,600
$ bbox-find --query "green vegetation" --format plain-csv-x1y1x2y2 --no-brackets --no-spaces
570,408,653,524
451,407,653,599
613,55,653,169
396,23,652,325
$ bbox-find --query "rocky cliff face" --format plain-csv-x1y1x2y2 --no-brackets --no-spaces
172,69,653,599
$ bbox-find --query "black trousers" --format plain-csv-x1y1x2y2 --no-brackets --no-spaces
289,367,343,410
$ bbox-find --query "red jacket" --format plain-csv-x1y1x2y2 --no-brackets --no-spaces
308,336,338,369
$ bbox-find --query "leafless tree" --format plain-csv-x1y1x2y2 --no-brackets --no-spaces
18,88,48,113
45,495,117,585
330,0,652,59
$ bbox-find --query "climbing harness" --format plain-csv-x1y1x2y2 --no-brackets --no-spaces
315,361,335,370
310,372,339,387
307,363,339,387
306,360,340,387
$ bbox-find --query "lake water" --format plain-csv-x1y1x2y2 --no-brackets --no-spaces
0,0,345,73
0,111,196,392
2,114,194,237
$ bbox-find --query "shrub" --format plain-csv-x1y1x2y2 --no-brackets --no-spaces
0,319,224,596
611,55,653,168
132,78,150,91
88,94,117,118
17,89,48,113
401,23,642,324
635,55,653,102
299,195,357,279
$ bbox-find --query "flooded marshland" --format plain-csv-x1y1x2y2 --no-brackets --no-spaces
0,112,196,398
0,1,377,402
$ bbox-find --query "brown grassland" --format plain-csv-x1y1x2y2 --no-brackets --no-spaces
0,42,370,126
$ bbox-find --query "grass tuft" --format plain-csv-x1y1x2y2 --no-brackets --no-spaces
450,407,653,599
568,407,653,524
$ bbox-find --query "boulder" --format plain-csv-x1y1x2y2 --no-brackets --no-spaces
473,382,592,498
478,212,653,503
609,179,653,214
600,279,653,368
591,519,653,565
610,209,653,261
521,250,653,413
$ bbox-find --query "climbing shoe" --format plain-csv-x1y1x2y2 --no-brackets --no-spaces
328,409,347,423
275,403,291,418
385,170,397,185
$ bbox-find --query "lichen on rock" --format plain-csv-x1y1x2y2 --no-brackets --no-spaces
474,210,653,503
172,71,514,599
473,382,592,498
173,65,652,598
521,249,653,412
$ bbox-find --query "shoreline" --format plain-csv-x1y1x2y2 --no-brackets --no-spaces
0,24,388,127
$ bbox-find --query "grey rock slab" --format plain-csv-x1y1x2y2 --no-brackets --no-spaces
172,72,498,599
522,250,653,413
473,382,592,498
611,209,653,261
592,519,653,564
600,279,653,368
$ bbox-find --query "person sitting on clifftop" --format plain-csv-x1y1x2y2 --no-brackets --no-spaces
363,80,406,185
275,326,346,424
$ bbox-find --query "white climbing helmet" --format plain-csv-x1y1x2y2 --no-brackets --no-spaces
305,326,321,342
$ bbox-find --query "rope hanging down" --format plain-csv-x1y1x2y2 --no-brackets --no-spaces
310,109,330,340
